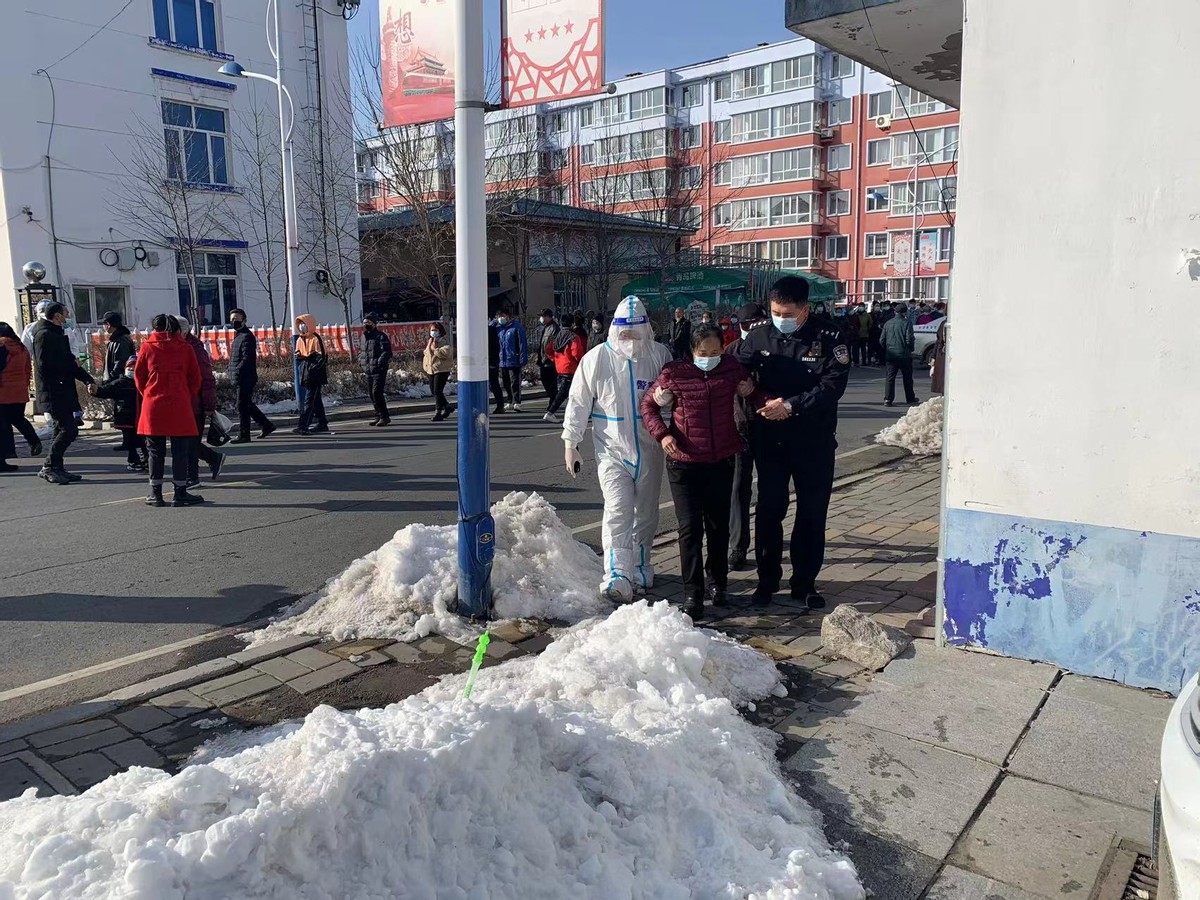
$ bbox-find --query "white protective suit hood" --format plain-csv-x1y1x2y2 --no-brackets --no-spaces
607,294,657,358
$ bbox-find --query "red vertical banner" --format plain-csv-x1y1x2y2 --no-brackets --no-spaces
891,233,914,277
502,0,604,108
918,231,939,276
381,0,456,127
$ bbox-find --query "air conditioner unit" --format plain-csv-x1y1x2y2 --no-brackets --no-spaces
875,114,893,130
818,127,834,140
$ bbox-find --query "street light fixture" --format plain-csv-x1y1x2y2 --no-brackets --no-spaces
217,0,302,412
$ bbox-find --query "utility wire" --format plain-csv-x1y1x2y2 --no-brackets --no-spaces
38,0,137,73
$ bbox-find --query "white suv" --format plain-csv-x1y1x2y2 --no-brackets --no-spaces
1158,674,1200,898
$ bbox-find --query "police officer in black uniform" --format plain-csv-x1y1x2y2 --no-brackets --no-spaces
737,276,850,608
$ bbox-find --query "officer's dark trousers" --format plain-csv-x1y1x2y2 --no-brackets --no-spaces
489,368,504,410
539,362,557,406
884,357,917,404
667,457,735,599
753,437,836,595
728,445,754,557
237,380,273,438
367,372,389,421
46,399,79,471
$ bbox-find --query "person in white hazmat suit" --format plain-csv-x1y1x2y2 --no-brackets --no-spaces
563,296,672,603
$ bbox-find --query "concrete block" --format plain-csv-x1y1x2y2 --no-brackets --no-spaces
482,638,522,660
149,690,214,717
101,739,167,770
487,621,547,645
1008,684,1171,812
350,651,391,668
819,807,941,900
284,647,342,672
252,656,312,682
329,639,393,659
0,700,119,744
381,642,421,665
924,866,1044,900
96,658,239,704
878,640,1058,693
415,636,460,657
197,674,281,708
744,637,806,661
286,660,361,694
113,705,177,734
517,632,554,655
773,702,840,743
784,635,824,656
950,775,1149,898
225,635,320,666
55,752,122,791
0,757,57,802
37,725,135,760
784,720,998,860
817,658,868,679
0,738,29,757
191,668,261,694
27,718,115,750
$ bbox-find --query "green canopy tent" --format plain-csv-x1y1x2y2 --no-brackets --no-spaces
773,270,841,301
621,268,840,309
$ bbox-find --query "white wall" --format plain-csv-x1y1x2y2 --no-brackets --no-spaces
0,1,359,331
947,0,1200,539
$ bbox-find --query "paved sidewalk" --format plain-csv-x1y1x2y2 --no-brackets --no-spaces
0,456,1172,899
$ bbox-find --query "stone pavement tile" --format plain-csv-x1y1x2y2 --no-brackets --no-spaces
415,635,461,657
225,634,320,666
487,620,548,644
0,757,56,802
144,715,242,758
1053,672,1175,715
785,634,823,655
950,775,1149,898
329,639,393,659
101,738,167,770
844,674,1045,766
878,641,1058,694
891,594,932,612
0,738,28,757
773,702,842,743
27,717,116,750
55,752,122,791
482,638,523,660
149,690,214,718
924,866,1045,900
97,658,238,704
252,656,312,682
816,659,867,679
113,704,177,734
193,668,263,694
286,660,361,694
199,674,282,708
821,808,941,900
381,642,421,664
1008,681,1171,812
348,651,391,667
38,725,135,760
784,720,999,860
745,637,809,661
518,632,554,655
284,646,342,671
0,700,120,744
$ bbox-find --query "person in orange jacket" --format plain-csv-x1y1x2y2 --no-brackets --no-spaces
293,313,330,435
0,322,40,471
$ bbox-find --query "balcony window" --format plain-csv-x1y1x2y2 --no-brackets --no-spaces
680,83,702,108
826,190,850,217
829,53,854,78
731,64,767,99
891,126,959,167
770,55,815,92
825,235,850,260
825,98,852,126
713,119,731,144
866,185,890,212
867,138,891,166
891,177,957,216
865,233,889,258
630,88,667,120
162,100,228,185
770,238,815,268
868,91,893,119
732,102,813,144
713,76,731,102
154,0,219,52
895,85,949,117
826,144,851,171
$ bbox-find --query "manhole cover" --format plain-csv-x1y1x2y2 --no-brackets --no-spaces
1090,838,1159,900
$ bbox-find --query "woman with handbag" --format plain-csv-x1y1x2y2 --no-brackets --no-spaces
134,314,204,507
423,322,455,422
293,313,330,435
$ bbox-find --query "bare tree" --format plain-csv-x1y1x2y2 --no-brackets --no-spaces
111,115,235,325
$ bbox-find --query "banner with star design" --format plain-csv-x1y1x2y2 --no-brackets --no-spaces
502,0,605,108
381,0,455,127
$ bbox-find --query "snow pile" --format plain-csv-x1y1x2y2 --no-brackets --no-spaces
0,603,863,900
875,396,944,456
246,491,607,646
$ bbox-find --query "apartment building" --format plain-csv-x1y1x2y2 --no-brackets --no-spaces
358,37,959,305
0,1,360,330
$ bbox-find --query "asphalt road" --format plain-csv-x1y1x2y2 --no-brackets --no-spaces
0,364,927,719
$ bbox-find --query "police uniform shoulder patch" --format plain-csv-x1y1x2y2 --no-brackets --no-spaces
833,345,850,365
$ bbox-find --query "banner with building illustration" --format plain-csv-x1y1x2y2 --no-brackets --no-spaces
381,0,455,127
918,231,939,276
502,0,604,108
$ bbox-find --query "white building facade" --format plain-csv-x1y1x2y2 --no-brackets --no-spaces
0,0,360,331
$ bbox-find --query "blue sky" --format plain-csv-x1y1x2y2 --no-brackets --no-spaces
349,0,797,77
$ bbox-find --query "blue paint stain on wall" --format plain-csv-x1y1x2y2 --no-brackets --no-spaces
943,507,1200,694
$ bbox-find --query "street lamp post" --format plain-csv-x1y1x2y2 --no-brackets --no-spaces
217,0,302,412
453,0,494,618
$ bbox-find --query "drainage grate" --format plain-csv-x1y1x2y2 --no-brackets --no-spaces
1090,839,1159,900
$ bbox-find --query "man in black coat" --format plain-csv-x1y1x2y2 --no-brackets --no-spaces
359,314,393,426
668,307,692,360
723,301,768,573
227,308,275,443
533,308,559,410
32,302,94,484
95,311,143,469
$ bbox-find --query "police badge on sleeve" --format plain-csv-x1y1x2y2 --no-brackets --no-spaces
833,345,850,365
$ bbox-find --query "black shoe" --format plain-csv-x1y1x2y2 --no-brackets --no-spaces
210,453,225,481
751,583,779,605
707,585,728,607
60,469,83,482
431,412,445,422
40,467,70,485
172,487,205,507
126,462,143,472
30,440,43,456
290,427,310,435
231,435,251,444
376,419,391,427
446,405,456,417
367,419,380,427
907,398,921,405
684,594,705,618
729,550,748,572
258,423,277,439
111,445,128,453
884,401,895,407
308,425,331,434
806,592,827,611
145,486,165,507
492,405,505,414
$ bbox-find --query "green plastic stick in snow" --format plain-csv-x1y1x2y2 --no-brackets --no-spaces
462,632,491,699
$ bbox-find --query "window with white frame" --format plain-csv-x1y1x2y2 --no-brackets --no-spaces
731,109,770,143
894,85,949,117
162,100,228,185
891,176,957,216
153,0,219,52
867,91,893,119
550,149,568,169
770,238,815,268
825,235,850,260
770,55,816,92
769,192,817,226
825,98,852,126
769,147,816,182
679,165,702,190
594,128,668,164
682,206,702,228
731,64,768,99
680,83,702,108
591,94,628,125
580,104,593,127
713,76,731,102
630,87,668,120
485,115,537,148
550,112,566,133
826,144,851,171
713,203,732,227
679,124,701,149
730,197,770,230
938,227,954,262
545,184,569,205
866,185,889,211
177,251,238,325
866,138,891,166
358,181,380,202
888,278,909,298
580,143,594,165
827,189,850,217
356,150,377,173
829,53,854,78
72,285,127,326
891,125,959,167
722,192,817,230
728,153,770,187
713,119,732,143
864,279,888,302
732,102,813,144
864,233,889,258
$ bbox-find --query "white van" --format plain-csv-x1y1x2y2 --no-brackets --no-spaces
1158,674,1200,898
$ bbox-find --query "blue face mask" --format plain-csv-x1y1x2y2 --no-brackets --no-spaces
773,314,799,335
693,355,720,372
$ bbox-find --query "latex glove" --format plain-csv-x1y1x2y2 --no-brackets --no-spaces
653,386,675,408
564,443,583,478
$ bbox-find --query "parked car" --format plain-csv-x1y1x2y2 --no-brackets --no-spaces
1157,673,1200,899
914,316,944,366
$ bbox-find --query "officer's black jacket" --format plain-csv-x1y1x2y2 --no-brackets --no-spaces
736,314,850,445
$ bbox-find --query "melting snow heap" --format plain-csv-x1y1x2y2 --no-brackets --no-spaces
875,396,944,457
246,492,610,647
0,602,864,899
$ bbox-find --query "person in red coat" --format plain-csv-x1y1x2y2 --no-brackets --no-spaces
175,317,225,486
544,313,588,422
134,314,203,507
0,322,41,471
640,323,765,617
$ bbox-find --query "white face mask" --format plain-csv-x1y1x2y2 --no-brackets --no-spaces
430,330,439,338
740,327,751,340
298,323,308,334
617,338,639,359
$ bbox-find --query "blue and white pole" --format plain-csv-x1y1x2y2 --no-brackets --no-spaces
453,0,493,618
